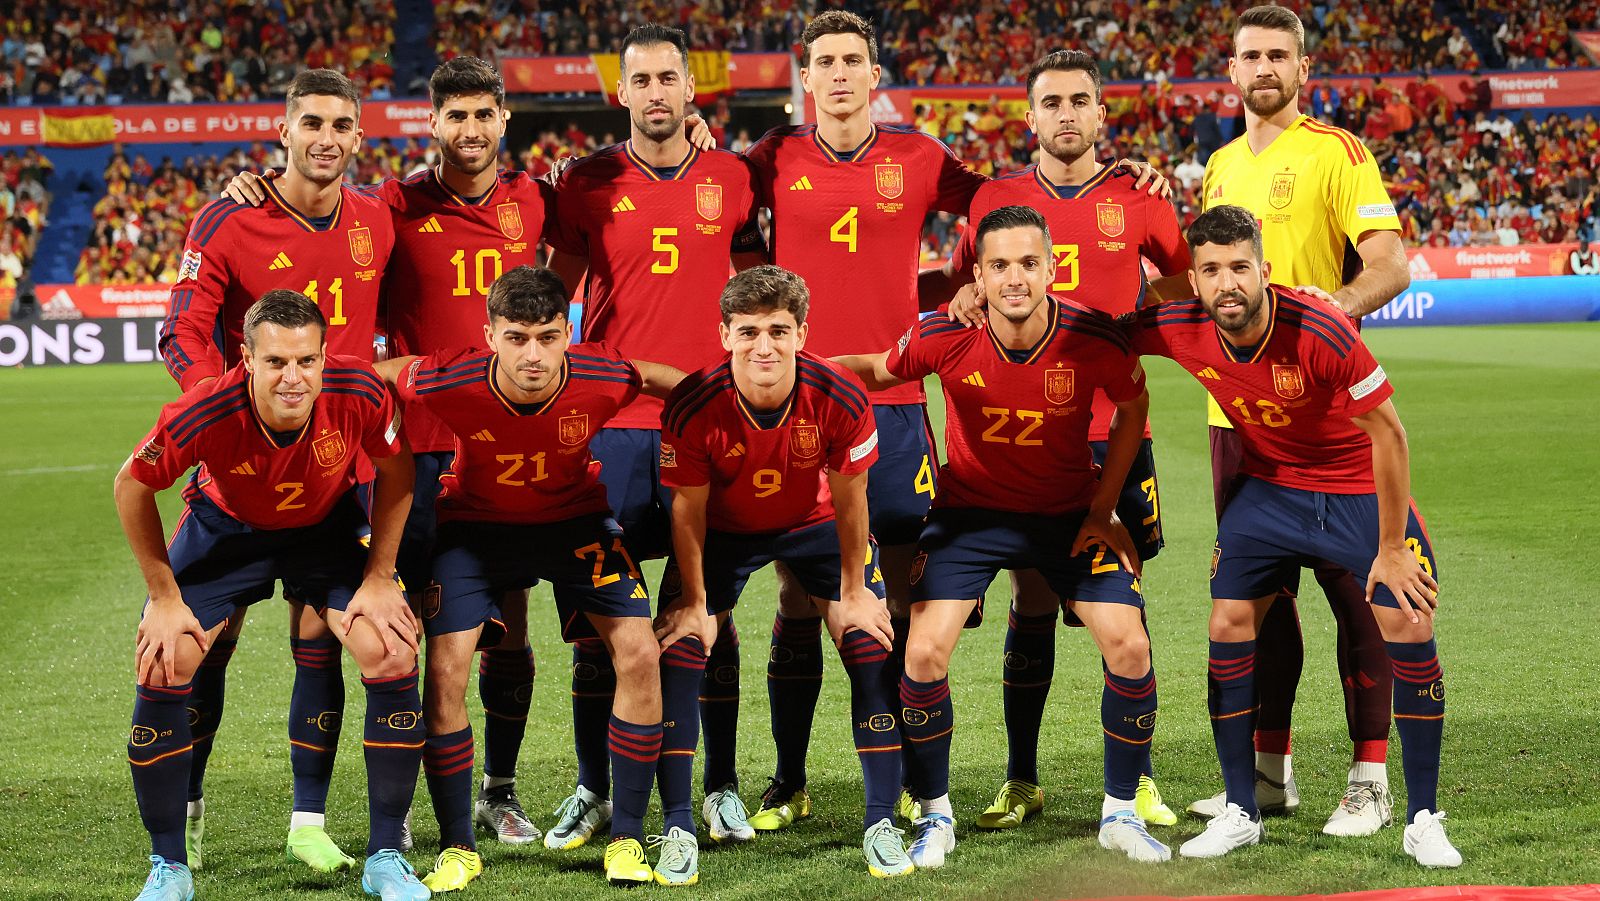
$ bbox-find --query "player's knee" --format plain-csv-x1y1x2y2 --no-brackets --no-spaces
1208,601,1258,642
356,647,418,680
1101,630,1152,678
903,636,949,681
608,630,660,683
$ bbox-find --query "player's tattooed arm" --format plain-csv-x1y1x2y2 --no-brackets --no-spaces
657,485,717,653
1070,385,1149,576
220,169,276,206
343,450,420,656
830,351,906,392
1352,399,1439,623
1117,160,1173,198
632,360,688,399
115,459,212,684
825,468,893,651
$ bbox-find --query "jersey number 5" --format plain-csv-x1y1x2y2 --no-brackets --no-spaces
652,228,679,274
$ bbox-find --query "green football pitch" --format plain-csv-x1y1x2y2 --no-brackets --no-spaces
1,322,1595,900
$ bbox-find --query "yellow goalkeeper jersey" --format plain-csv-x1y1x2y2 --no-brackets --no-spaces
1200,114,1401,427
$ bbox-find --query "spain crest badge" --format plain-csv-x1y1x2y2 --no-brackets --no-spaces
496,202,524,240
1269,172,1296,210
1045,367,1075,405
874,163,903,199
313,430,347,468
1096,202,1125,237
695,183,723,221
1272,364,1305,399
348,226,374,266
790,423,820,458
558,413,590,446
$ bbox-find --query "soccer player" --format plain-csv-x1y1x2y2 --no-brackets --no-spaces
372,265,685,888
544,23,766,849
1128,205,1458,867
222,57,557,855
656,266,906,882
118,291,428,901
158,69,397,872
1188,6,1413,836
835,206,1167,867
939,49,1191,831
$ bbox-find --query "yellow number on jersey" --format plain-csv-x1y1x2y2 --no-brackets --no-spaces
274,482,306,511
450,248,504,297
494,453,548,486
913,454,935,498
302,278,346,326
574,538,643,589
651,228,679,274
1051,244,1080,292
830,207,859,253
1088,544,1120,574
752,468,783,498
1406,537,1434,578
1141,476,1161,529
981,407,1046,445
1229,397,1293,428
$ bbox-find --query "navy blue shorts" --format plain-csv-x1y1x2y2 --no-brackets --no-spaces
162,491,370,632
867,403,938,546
1091,438,1164,562
592,427,673,560
909,506,1143,626
396,450,452,595
429,512,650,646
1211,478,1440,609
659,521,885,616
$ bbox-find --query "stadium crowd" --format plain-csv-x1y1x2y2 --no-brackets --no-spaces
1,150,52,296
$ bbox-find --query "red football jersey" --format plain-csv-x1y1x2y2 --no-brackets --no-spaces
379,168,553,453
950,164,1190,440
129,355,400,529
744,123,985,405
886,297,1145,515
547,142,762,429
161,181,395,390
660,351,878,534
1126,285,1394,493
396,343,641,524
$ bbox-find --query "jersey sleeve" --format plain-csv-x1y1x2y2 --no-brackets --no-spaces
823,393,879,476
883,321,940,382
1100,348,1147,404
1326,336,1394,419
577,341,643,410
1140,196,1191,276
159,202,237,389
358,371,403,460
741,131,780,207
930,139,985,215
1331,142,1402,241
127,400,203,491
545,169,590,257
1119,308,1173,359
658,402,712,490
729,159,768,256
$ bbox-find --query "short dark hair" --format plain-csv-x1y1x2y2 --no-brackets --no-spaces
1234,5,1306,57
974,205,1052,258
429,56,504,109
1025,49,1103,105
620,24,690,74
287,68,361,116
719,265,810,325
801,10,878,68
243,289,326,350
486,266,569,325
1185,204,1264,259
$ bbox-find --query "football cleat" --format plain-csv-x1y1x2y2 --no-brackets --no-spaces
287,824,357,872
1187,771,1299,819
907,813,956,869
1403,809,1462,868
1178,802,1264,859
749,779,811,832
1136,775,1178,827
421,847,482,893
648,826,700,886
361,849,431,900
475,784,543,844
863,818,915,878
702,784,755,844
894,788,921,823
133,855,194,901
1098,811,1172,863
974,779,1044,830
545,785,612,851
1322,780,1393,837
604,837,651,886
184,811,204,870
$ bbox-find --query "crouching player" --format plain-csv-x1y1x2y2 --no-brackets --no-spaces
1126,205,1459,867
116,291,428,901
655,265,909,882
375,265,687,889
836,206,1168,867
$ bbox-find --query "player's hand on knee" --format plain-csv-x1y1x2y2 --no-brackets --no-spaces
1368,546,1439,624
344,577,422,657
835,585,893,651
1071,512,1141,578
1118,159,1173,198
136,599,209,687
654,597,715,654
221,170,273,206
947,282,987,327
684,114,717,151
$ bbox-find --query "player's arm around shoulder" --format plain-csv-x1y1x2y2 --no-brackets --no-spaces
831,349,906,393
632,359,688,399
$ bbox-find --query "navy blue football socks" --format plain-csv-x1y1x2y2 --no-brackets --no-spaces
1102,665,1157,800
840,629,899,827
1001,610,1056,785
1207,639,1259,817
361,669,424,856
658,636,707,832
607,716,663,842
699,617,741,792
422,726,476,851
288,636,343,815
1388,639,1445,819
570,638,615,798
767,614,823,789
131,681,195,863
479,645,534,780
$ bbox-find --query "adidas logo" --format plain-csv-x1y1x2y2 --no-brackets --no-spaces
267,251,294,271
417,216,443,234
960,371,986,387
230,462,257,476
630,584,649,599
612,196,637,213
868,92,900,123
788,176,814,191
724,442,745,458
1195,367,1221,380
469,429,496,442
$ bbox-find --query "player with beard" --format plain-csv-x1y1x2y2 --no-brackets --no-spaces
1187,6,1412,839
158,69,396,874
937,50,1191,832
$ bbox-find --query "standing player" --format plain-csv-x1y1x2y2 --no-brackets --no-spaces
1188,6,1413,837
1127,205,1459,868
656,266,906,882
373,266,685,888
836,206,1167,868
158,69,396,872
118,292,428,901
938,49,1190,830
544,23,766,849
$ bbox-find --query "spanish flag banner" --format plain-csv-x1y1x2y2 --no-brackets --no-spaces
590,50,734,105
41,108,117,146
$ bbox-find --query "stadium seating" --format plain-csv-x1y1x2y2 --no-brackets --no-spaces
1,149,52,301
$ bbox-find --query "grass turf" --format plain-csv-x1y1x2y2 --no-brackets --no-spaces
0,322,1596,900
